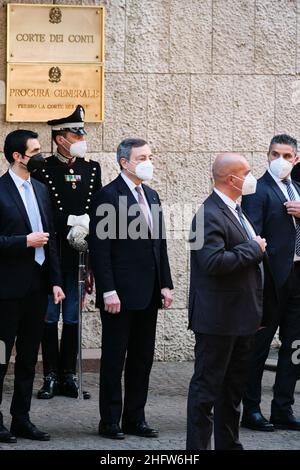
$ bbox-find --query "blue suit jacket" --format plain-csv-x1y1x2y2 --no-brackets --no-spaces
0,171,62,299
242,170,300,289
89,174,173,311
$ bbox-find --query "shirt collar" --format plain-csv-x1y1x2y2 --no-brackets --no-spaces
214,187,237,210
55,151,76,165
9,168,31,189
268,168,291,185
121,171,142,193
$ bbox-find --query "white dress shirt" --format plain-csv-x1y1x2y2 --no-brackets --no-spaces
214,188,256,238
9,168,45,259
268,168,300,203
268,168,300,261
120,171,153,225
9,168,44,231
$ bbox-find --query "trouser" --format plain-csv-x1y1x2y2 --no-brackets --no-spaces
41,269,79,376
99,298,158,425
243,262,300,416
186,332,254,450
0,263,47,419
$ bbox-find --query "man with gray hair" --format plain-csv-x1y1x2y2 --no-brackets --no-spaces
187,153,276,450
89,137,173,439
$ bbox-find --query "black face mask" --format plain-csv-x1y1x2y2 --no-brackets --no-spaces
22,153,45,173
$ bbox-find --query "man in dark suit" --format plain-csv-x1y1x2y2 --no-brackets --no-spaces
89,138,173,439
0,130,64,443
241,134,300,431
186,153,275,450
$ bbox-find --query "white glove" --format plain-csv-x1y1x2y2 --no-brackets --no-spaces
67,225,88,252
67,213,90,232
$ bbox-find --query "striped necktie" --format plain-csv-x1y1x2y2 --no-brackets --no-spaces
282,178,300,256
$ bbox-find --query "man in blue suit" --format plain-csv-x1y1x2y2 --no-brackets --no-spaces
241,134,300,431
0,130,64,443
90,138,173,440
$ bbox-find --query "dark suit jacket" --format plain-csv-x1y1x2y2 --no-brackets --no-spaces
89,174,173,311
291,163,300,183
189,191,276,336
0,171,62,299
242,171,300,289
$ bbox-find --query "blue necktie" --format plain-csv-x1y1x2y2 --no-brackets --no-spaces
23,180,45,265
282,178,300,256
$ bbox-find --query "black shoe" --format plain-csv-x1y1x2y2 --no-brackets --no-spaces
10,419,50,441
0,424,17,443
98,422,125,440
83,390,91,400
270,413,300,430
60,373,79,398
37,372,60,399
241,411,274,432
123,421,159,438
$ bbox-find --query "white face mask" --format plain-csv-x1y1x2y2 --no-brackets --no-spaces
231,172,257,196
269,157,293,180
127,160,154,181
69,140,87,158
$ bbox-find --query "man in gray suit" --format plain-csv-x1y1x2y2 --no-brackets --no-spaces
186,153,276,450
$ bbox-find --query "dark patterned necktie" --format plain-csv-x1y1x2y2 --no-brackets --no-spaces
236,203,264,285
282,178,300,256
235,204,253,240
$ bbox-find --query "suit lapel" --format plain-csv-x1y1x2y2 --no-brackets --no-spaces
116,174,138,207
142,183,157,209
143,183,159,235
263,171,288,205
210,191,249,240
3,171,32,231
292,179,300,198
222,206,249,240
116,175,155,236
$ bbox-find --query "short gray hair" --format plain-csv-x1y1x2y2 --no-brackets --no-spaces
116,138,148,168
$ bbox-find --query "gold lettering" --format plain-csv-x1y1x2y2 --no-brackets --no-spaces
54,89,100,99
50,34,64,43
46,104,65,109
17,104,37,109
15,33,46,42
68,34,94,44
10,88,51,98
